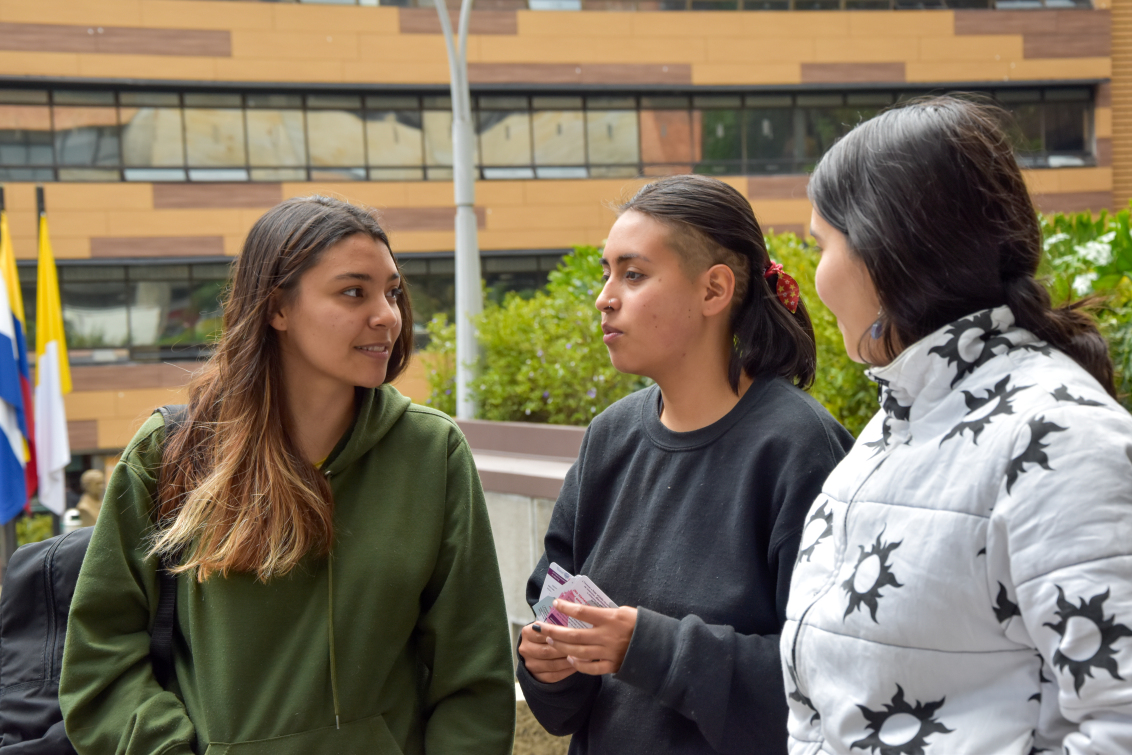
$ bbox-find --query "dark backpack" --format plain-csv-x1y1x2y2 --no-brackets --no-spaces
0,405,186,753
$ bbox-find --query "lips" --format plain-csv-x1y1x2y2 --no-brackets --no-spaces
601,323,622,345
356,343,391,356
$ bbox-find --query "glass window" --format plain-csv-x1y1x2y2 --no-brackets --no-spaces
120,107,184,168
696,108,742,175
640,109,692,174
120,92,179,107
247,94,302,109
423,110,453,167
1046,101,1088,156
53,90,115,106
0,90,48,105
366,111,423,167
533,110,586,178
61,265,131,348
53,106,119,166
307,110,365,178
246,108,306,167
1007,104,1043,162
0,105,53,166
128,265,193,348
587,111,639,177
478,111,534,178
184,108,246,167
746,106,795,173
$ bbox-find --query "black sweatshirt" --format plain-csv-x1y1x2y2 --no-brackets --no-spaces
516,377,854,755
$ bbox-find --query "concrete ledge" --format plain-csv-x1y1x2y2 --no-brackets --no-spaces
459,419,583,499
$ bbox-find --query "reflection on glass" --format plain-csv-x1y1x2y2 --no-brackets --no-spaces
423,110,453,167
121,107,184,167
246,109,306,167
184,108,246,167
128,280,191,347
696,109,741,175
1046,101,1087,154
0,105,53,166
1007,104,1043,158
533,111,585,166
640,110,692,174
479,111,532,167
366,111,423,167
307,110,365,167
746,107,794,173
53,106,119,166
586,110,639,170
62,282,131,348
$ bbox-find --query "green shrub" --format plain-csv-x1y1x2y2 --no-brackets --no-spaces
423,216,1132,434
1040,209,1132,408
765,233,875,435
16,513,55,546
423,246,643,425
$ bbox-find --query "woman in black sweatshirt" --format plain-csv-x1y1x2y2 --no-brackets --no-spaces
516,174,854,755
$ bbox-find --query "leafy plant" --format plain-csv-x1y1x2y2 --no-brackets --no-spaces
1040,209,1132,408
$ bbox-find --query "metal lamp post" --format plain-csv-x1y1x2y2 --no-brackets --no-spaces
435,0,482,420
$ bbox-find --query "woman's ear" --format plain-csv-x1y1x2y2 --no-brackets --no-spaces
267,294,288,332
702,263,736,318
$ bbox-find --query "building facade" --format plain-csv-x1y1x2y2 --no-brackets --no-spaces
0,0,1114,471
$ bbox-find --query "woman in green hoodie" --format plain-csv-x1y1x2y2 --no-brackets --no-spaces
59,196,516,755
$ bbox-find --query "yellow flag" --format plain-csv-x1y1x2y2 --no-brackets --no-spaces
0,211,23,328
35,214,70,394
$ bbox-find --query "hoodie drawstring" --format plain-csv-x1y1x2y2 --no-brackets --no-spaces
328,550,341,730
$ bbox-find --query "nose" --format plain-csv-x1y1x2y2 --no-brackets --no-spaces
595,279,617,313
370,293,401,330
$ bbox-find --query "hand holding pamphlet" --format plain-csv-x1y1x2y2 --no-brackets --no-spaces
532,562,618,629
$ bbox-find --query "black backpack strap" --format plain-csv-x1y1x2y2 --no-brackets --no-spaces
149,404,188,689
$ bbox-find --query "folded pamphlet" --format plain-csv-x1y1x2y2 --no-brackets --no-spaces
532,562,618,629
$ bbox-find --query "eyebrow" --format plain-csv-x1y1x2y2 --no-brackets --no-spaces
601,253,651,266
333,271,401,283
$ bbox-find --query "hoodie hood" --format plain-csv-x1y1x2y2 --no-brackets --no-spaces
321,384,412,477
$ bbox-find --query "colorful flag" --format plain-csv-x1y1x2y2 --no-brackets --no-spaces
35,201,71,516
0,195,32,524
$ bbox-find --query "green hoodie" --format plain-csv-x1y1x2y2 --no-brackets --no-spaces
59,386,516,755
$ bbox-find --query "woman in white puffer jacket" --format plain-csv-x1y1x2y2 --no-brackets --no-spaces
784,95,1132,755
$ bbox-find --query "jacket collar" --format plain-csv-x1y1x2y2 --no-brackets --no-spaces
865,306,1044,439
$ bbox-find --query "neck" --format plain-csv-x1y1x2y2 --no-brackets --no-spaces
654,331,754,433
279,367,356,465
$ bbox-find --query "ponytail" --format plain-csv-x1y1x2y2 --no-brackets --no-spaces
620,175,816,391
1003,276,1115,395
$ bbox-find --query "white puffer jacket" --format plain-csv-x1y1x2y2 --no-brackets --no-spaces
782,306,1132,755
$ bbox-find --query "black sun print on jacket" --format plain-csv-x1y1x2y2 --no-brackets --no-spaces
852,685,953,755
1005,416,1068,494
1051,385,1105,407
843,533,902,622
1043,587,1132,695
787,662,819,724
994,582,1021,623
927,310,1017,387
941,375,1029,446
797,502,833,563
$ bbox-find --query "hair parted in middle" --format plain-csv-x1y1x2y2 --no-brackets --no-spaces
618,174,817,391
152,195,414,582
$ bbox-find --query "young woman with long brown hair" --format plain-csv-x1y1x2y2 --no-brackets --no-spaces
59,196,516,754
783,96,1132,754
516,175,855,754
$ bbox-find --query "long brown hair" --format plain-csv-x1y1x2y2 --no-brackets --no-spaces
619,174,817,391
152,196,414,581
808,95,1115,395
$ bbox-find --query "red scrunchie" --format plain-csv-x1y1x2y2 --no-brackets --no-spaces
764,262,799,314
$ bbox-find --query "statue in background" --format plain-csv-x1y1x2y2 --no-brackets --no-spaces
76,469,105,528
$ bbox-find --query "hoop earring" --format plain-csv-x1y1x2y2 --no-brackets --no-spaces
870,311,883,340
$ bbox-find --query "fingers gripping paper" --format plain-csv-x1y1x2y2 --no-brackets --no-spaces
533,563,618,629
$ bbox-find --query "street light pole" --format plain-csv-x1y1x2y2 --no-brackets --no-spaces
435,0,482,420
